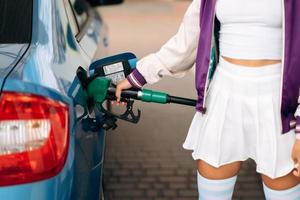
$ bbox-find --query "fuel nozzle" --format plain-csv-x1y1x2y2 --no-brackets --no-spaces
86,76,141,130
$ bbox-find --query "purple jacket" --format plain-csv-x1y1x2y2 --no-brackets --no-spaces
127,0,300,135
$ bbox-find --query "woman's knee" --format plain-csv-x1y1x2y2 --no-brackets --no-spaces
196,160,240,200
261,171,300,191
262,171,300,199
197,159,242,180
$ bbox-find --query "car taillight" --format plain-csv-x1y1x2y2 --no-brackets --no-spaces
0,92,69,186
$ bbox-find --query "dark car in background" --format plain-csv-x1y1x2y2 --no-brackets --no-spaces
0,0,122,199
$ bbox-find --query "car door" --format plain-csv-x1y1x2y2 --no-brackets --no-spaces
64,1,108,200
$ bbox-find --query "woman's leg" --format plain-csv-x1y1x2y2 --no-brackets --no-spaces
261,171,300,199
197,160,242,200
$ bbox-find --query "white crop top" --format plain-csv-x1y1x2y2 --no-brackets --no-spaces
216,0,283,60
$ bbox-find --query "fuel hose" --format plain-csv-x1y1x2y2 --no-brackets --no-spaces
107,87,197,107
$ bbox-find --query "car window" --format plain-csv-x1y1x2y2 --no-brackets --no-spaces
69,0,89,35
0,0,33,43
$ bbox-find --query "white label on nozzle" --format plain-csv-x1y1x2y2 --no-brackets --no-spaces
103,62,124,75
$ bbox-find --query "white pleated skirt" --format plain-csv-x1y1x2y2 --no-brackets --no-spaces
183,57,296,179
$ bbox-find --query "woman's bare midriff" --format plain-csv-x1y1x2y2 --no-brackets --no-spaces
222,56,282,67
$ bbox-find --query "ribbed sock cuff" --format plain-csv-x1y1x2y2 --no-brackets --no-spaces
263,182,300,199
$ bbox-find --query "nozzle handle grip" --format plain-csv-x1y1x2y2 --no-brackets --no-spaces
107,87,139,100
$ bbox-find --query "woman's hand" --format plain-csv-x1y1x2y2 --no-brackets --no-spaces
292,139,300,177
115,79,132,103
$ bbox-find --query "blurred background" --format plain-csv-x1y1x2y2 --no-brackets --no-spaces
99,0,265,199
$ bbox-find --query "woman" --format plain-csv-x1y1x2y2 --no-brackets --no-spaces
116,0,300,199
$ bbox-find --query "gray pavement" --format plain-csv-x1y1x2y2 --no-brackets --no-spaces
99,0,265,199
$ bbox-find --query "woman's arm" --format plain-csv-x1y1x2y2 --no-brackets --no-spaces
126,0,201,88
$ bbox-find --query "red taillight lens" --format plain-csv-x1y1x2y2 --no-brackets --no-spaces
0,92,69,186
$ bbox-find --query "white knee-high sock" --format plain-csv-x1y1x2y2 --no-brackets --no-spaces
197,171,237,200
263,182,300,200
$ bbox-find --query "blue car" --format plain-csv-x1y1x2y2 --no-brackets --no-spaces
0,0,122,199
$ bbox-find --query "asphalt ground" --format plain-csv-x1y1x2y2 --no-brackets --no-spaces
99,0,265,199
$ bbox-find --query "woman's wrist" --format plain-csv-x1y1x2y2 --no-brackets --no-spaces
126,69,147,89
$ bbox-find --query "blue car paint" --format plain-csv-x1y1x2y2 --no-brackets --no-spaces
0,44,30,87
0,0,109,199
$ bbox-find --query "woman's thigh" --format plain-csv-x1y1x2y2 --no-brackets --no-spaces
197,160,242,179
261,171,300,190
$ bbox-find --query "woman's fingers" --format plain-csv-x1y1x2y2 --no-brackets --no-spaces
292,140,300,177
293,162,300,177
111,101,127,106
115,84,122,103
115,79,133,104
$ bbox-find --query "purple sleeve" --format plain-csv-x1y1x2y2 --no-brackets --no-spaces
126,69,147,89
